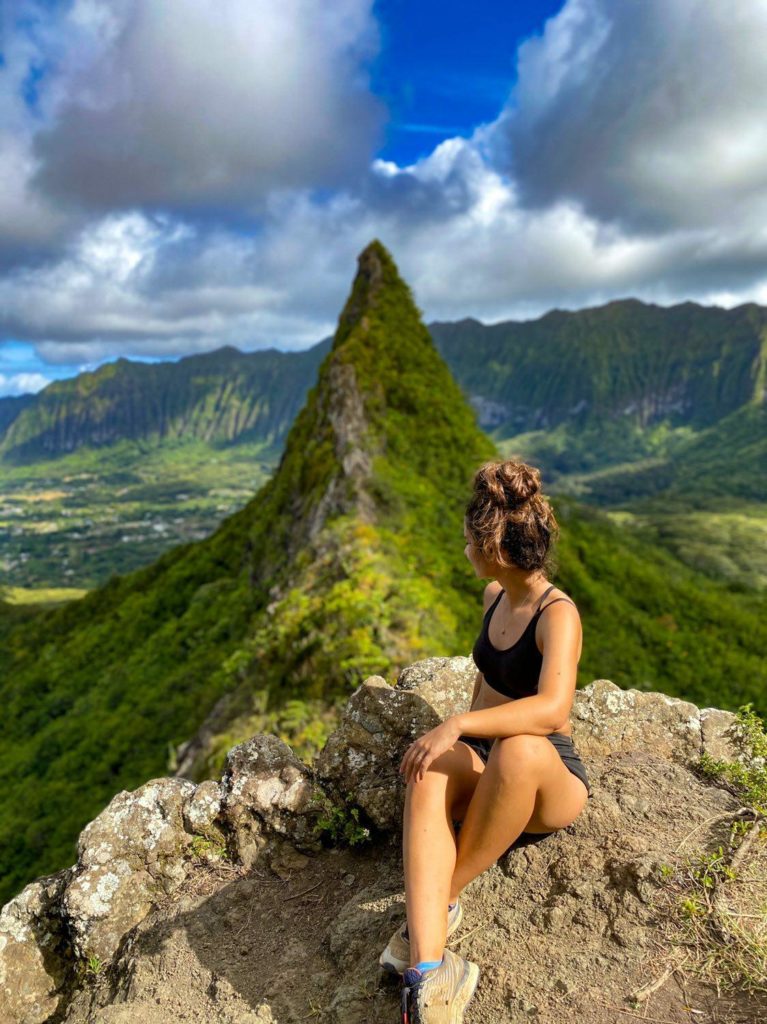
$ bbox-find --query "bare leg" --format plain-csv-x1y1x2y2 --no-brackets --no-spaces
402,744,484,966
449,734,589,898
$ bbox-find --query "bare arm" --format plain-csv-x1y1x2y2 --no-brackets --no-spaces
455,692,560,737
467,581,503,713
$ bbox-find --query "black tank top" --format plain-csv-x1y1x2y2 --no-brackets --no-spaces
472,584,575,699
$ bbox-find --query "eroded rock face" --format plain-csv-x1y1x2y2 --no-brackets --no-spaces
570,678,748,767
0,733,332,1023
0,869,71,1024
63,778,197,964
0,660,760,1024
221,733,326,868
183,779,224,839
314,658,476,829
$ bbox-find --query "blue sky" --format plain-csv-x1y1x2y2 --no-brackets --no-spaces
1,0,767,396
372,0,564,164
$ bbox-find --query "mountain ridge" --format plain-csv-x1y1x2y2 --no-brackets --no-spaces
0,239,498,902
2,295,765,463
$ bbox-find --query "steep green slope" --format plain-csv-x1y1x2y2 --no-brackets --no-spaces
0,393,35,435
0,240,496,903
560,401,766,506
5,296,765,475
429,299,767,484
430,306,766,593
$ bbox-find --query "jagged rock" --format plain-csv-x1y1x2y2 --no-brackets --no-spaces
314,657,475,829
0,868,71,1024
306,358,377,542
182,779,225,840
572,678,750,767
2,663,765,1023
221,733,326,864
396,654,477,719
63,777,197,964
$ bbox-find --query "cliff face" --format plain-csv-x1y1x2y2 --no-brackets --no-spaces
0,343,334,465
3,296,765,468
429,299,767,434
2,664,765,1024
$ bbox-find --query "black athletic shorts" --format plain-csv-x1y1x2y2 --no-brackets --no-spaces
454,732,592,850
457,732,591,796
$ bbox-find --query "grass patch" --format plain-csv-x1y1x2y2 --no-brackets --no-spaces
646,705,767,1002
308,791,372,848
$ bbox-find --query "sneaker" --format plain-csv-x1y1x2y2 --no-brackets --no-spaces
399,946,480,1023
379,899,463,977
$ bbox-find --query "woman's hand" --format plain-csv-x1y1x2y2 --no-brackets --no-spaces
399,717,462,784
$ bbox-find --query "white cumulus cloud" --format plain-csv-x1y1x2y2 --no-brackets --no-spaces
488,0,767,234
3,0,384,228
0,371,51,395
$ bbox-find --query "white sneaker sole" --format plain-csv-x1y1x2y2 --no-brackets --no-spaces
451,958,480,1021
378,902,464,976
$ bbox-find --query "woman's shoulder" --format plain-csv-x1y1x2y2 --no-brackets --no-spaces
539,585,580,620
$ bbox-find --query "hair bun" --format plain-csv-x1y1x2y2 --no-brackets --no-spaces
495,461,541,509
465,458,557,574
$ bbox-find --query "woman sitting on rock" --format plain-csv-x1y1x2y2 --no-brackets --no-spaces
382,458,592,1023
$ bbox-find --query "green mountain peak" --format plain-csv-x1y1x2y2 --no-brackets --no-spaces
0,240,498,899
244,239,496,581
333,239,405,342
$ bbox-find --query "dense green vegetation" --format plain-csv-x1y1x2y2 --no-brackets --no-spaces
1,241,765,911
0,340,332,464
0,240,495,903
430,298,766,472
550,401,766,506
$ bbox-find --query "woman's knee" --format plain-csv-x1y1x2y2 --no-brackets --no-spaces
407,748,478,807
407,747,464,788
493,734,551,783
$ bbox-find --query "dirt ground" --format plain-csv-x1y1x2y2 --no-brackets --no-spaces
59,821,767,1024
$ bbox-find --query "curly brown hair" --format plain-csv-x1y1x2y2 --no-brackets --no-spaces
464,459,559,575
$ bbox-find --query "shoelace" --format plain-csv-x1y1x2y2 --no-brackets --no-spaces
400,982,411,1024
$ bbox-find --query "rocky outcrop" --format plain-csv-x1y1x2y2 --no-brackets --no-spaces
220,733,325,869
314,657,478,829
1,659,764,1024
314,661,753,831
